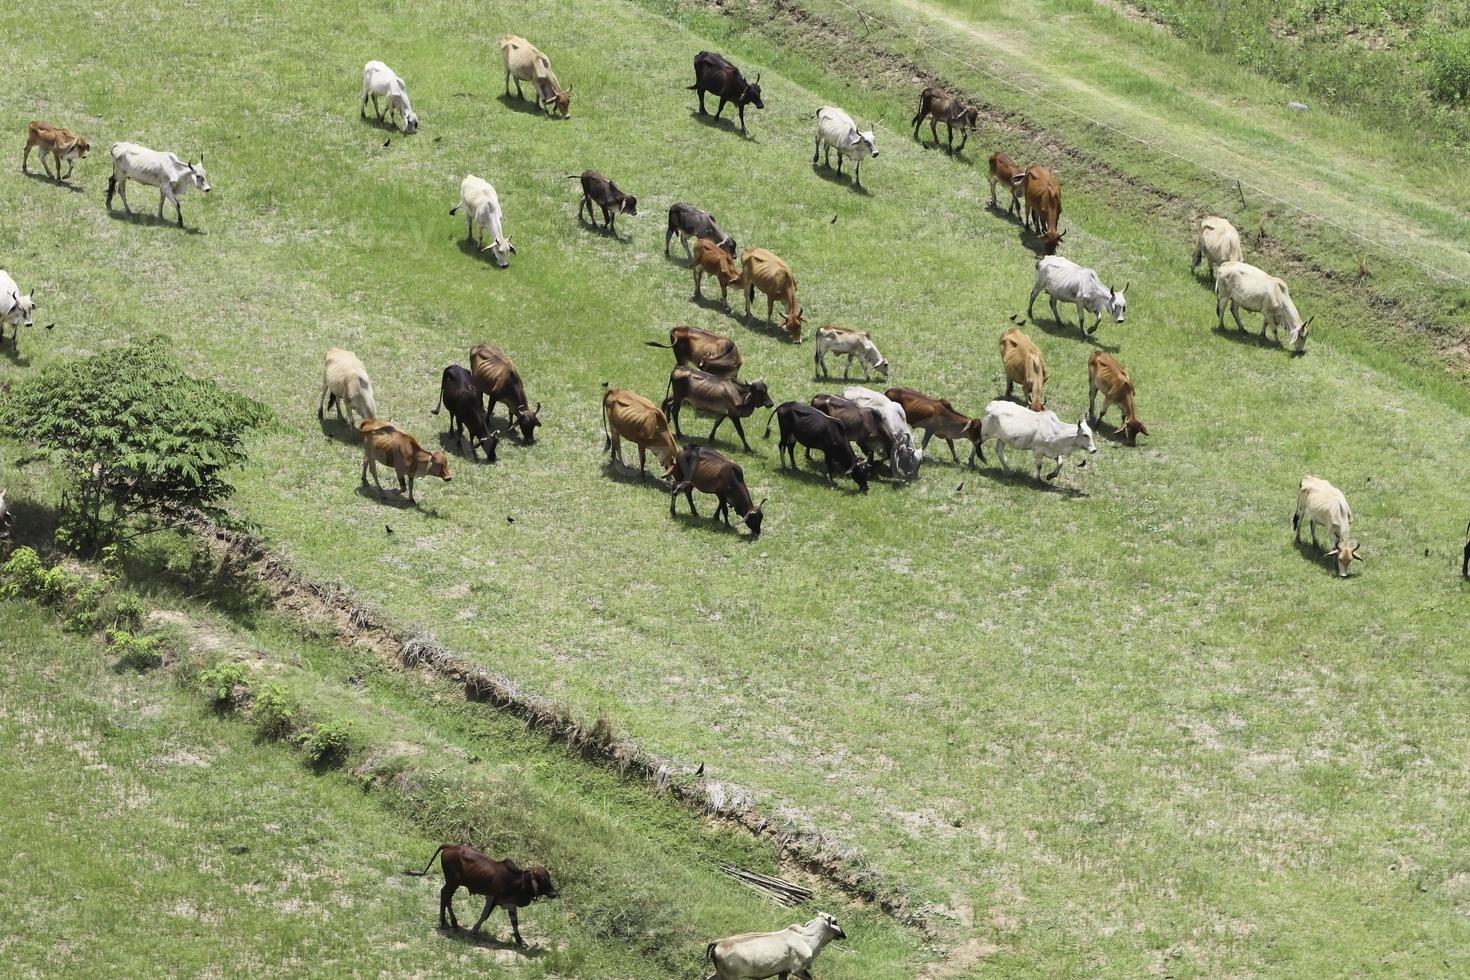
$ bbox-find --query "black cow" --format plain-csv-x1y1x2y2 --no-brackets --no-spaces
669,444,764,536
1463,520,1469,578
689,51,764,136
404,845,558,945
764,401,869,492
568,170,637,232
431,365,499,462
665,203,736,260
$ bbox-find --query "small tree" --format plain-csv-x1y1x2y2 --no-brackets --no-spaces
1,337,269,556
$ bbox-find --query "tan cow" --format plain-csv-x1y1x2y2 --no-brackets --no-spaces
1192,216,1242,278
318,348,378,428
999,324,1047,412
469,343,541,442
1294,476,1362,578
359,420,451,502
500,35,571,117
22,121,89,181
1087,352,1148,445
602,384,679,480
987,151,1024,217
692,237,744,310
1013,165,1064,254
739,248,802,341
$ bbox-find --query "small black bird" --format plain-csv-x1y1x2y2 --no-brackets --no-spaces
830,215,838,224
507,516,515,524
382,138,391,148
385,525,394,535
955,482,964,493
694,762,704,777
44,323,55,331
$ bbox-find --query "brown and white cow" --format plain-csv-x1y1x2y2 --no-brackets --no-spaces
739,248,802,341
669,444,764,536
884,387,982,464
911,87,978,153
1086,352,1148,445
602,384,679,480
22,121,89,181
1012,165,1064,254
646,326,742,379
404,844,558,945
663,366,773,451
691,237,745,311
359,420,451,502
1000,324,1047,412
469,343,541,442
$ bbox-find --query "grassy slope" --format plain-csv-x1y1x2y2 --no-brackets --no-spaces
1,0,1468,976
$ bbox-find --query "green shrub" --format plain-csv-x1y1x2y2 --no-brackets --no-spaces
1423,28,1470,104
200,662,250,710
0,547,45,599
107,628,164,670
299,720,352,769
252,683,298,740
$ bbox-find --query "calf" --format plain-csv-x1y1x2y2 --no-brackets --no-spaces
810,394,892,470
689,51,763,136
999,324,1048,412
431,365,499,462
359,420,451,503
706,912,846,980
740,248,802,341
22,121,89,181
844,386,923,480
814,325,888,380
911,87,978,153
0,271,36,353
469,343,541,442
646,325,742,379
987,151,1024,217
1294,476,1362,578
764,401,870,491
1214,261,1312,353
500,35,571,117
670,444,764,536
1029,256,1127,335
1192,216,1242,278
975,400,1096,479
404,845,558,945
692,237,745,311
318,348,378,428
666,203,735,260
602,384,679,480
450,175,516,268
361,61,418,133
1013,165,1063,253
569,170,637,233
814,106,878,189
1087,352,1148,445
105,142,210,228
884,387,981,464
663,366,773,451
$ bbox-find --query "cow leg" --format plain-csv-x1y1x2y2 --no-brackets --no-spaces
507,907,527,946
1230,303,1246,331
1005,378,1015,401
696,87,707,114
1310,522,1320,549
812,136,821,166
636,445,647,479
730,416,752,451
766,295,775,323
843,353,854,379
440,883,459,929
40,151,56,179
116,176,131,214
1077,303,1089,333
515,78,525,100
715,495,731,527
707,414,725,443
465,213,476,244
1027,284,1041,318
681,232,693,260
470,897,497,934
738,103,748,136
693,267,704,300
1043,455,1062,481
957,128,970,152
995,443,1011,473
837,155,844,177
714,96,727,120
929,117,939,147
318,384,328,420
1048,296,1061,325
363,456,386,498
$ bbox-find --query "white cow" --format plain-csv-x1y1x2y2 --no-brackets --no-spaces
975,399,1096,481
360,60,418,134
1192,216,1242,277
318,348,379,428
813,106,878,189
449,176,516,268
705,912,846,980
0,488,11,542
0,270,36,352
1214,261,1312,353
1028,256,1127,336
1294,475,1361,577
844,386,922,479
814,326,888,380
105,143,210,228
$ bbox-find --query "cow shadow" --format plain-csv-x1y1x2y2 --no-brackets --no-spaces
354,484,448,518
668,507,755,539
662,249,696,269
689,292,735,316
21,169,85,193
809,163,873,197
575,214,633,245
497,93,551,117
973,462,1089,498
435,431,495,463
689,109,757,142
1292,537,1344,577
358,111,402,134
455,237,509,267
738,312,799,344
603,459,675,490
1092,422,1139,447
1024,312,1122,352
770,459,869,494
2,342,30,366
104,209,206,236
1211,322,1282,352
915,137,973,163
318,416,362,445
434,926,549,957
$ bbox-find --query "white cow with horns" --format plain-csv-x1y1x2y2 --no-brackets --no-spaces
360,61,418,133
0,270,36,352
106,143,210,228
1028,256,1127,336
813,106,878,189
449,176,516,268
1214,261,1312,353
844,386,922,480
974,399,1096,481
705,912,847,980
814,326,888,380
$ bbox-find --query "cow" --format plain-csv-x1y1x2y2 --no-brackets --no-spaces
469,343,541,442
740,248,803,341
810,394,893,471
1463,521,1469,579
883,387,982,465
645,325,742,379
987,151,1024,217
360,61,418,134
569,170,637,233
1012,165,1064,254
1214,261,1312,353
431,365,499,462
359,420,451,502
1294,476,1362,578
105,142,210,228
602,384,679,480
691,237,745,311
666,203,735,260
1086,352,1148,445
669,444,764,536
0,488,11,544
663,366,773,451
844,386,923,480
0,271,36,353
689,51,763,136
813,106,878,189
911,87,978,153
449,175,516,268
317,348,378,429
814,326,888,380
764,401,870,491
1192,216,1242,279
705,912,846,980
403,845,558,945
999,324,1047,412
974,400,1096,479
22,121,89,181
1028,257,1127,336
500,35,571,117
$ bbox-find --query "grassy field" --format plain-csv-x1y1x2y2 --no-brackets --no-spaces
2,0,1469,976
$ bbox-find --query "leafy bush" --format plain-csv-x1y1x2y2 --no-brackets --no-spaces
299,720,352,769
107,628,164,670
0,547,46,599
1423,28,1470,104
200,662,250,710
252,683,298,740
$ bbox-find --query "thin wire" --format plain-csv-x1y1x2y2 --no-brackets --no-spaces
825,0,1470,287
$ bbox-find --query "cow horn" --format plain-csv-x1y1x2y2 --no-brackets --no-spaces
756,498,766,510
753,73,761,85
1121,281,1130,293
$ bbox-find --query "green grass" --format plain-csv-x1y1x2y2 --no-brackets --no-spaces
2,0,1470,975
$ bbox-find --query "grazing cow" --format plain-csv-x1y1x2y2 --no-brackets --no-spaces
1192,216,1242,278
645,326,742,379
1294,476,1362,578
450,175,516,268
663,366,773,451
666,203,735,260
689,51,763,136
1013,165,1064,253
469,343,541,442
814,326,888,380
669,444,764,536
569,170,637,232
0,271,36,352
764,401,870,491
740,248,803,341
1462,521,1469,579
705,912,847,980
974,400,1096,479
404,845,558,945
810,394,893,470
1028,256,1128,335
1087,352,1148,445
431,365,499,462
360,61,418,133
602,384,679,480
317,348,378,428
0,488,11,544
813,106,878,189
500,35,571,117
1214,261,1313,353
844,386,923,480
22,121,89,180
987,151,1024,217
105,142,210,228
911,87,978,153
692,237,745,311
884,387,981,464
359,420,451,502
999,325,1048,412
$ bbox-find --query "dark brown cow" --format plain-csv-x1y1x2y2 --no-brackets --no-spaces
568,170,637,232
810,393,895,470
669,444,764,535
884,387,982,464
689,51,764,136
404,844,558,945
469,343,542,442
911,87,978,153
431,364,499,461
1013,165,1065,254
662,366,772,451
987,151,1024,217
645,325,742,379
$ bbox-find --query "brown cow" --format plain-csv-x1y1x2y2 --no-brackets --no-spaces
691,237,745,311
602,384,679,480
987,151,1024,217
645,325,741,379
740,248,802,341
359,420,451,502
663,366,773,451
569,170,636,232
999,324,1047,412
22,121,89,181
911,87,978,154
404,844,558,944
469,343,541,442
1087,352,1149,445
669,444,764,536
884,387,982,464
810,393,894,470
1012,165,1064,254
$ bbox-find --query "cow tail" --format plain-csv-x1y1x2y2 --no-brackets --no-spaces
762,409,778,439
706,942,718,965
644,340,672,349
449,204,460,216
105,173,116,207
600,381,612,453
402,845,447,878
430,388,444,416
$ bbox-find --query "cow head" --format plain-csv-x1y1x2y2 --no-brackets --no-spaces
782,307,804,342
717,233,738,257
959,105,980,131
1108,281,1128,323
1123,418,1149,446
1326,540,1362,578
847,127,878,159
481,236,517,269
401,108,419,134
545,85,573,118
1075,418,1098,462
847,458,871,493
71,136,91,160
744,498,765,537
420,449,452,482
186,155,211,193
522,865,560,901
514,402,542,443
741,73,764,110
618,191,638,216
1290,314,1314,354
817,912,847,942
1041,228,1066,255
5,290,35,329
744,380,774,411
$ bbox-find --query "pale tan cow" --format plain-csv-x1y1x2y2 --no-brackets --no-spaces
1192,216,1242,277
318,348,378,427
500,35,571,117
602,385,679,480
1087,351,1148,445
1294,476,1361,577
999,324,1047,412
739,248,802,341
